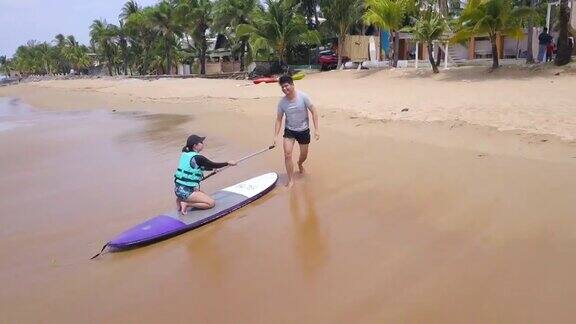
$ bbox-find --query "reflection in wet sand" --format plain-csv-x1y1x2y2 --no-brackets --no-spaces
290,176,328,279
113,112,191,155
184,225,230,281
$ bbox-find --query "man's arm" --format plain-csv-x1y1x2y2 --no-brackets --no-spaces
274,110,284,145
308,105,320,141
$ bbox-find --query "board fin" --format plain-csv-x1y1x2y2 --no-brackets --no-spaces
90,243,109,260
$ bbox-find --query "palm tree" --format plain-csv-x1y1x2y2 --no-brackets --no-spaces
90,19,117,75
63,45,91,74
320,0,364,69
0,55,10,76
124,6,152,74
404,11,447,73
109,22,130,75
119,0,143,75
213,0,258,71
237,0,320,64
120,0,140,22
11,41,56,75
148,1,182,74
53,34,69,73
37,42,54,74
66,35,79,47
177,0,213,75
296,0,320,28
554,0,572,65
364,0,411,67
54,34,67,48
453,0,534,69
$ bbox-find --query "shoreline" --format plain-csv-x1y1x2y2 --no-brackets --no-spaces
1,73,575,165
2,65,576,142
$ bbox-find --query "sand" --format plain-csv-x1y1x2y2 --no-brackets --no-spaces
0,67,575,323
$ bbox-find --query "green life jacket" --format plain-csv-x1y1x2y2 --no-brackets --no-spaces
174,151,204,187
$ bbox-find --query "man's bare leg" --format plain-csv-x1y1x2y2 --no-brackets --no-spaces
297,144,309,174
283,137,296,187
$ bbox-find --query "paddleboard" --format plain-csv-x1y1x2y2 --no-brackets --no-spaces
292,72,305,80
369,36,377,62
253,77,278,84
94,173,278,254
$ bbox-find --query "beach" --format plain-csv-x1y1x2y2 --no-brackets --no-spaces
1,67,576,323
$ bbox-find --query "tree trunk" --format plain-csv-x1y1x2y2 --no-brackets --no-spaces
428,43,439,73
490,34,499,68
337,34,343,69
240,39,247,71
306,2,314,29
438,0,449,17
554,0,572,66
314,1,319,29
106,52,114,76
200,35,207,75
435,43,442,67
393,30,400,67
166,41,172,75
525,0,536,63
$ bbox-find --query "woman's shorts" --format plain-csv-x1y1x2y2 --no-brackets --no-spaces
283,128,310,144
174,183,197,200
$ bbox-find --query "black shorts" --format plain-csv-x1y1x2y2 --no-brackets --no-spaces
283,128,310,145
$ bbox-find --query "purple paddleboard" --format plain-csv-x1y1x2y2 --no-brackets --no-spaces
92,173,277,257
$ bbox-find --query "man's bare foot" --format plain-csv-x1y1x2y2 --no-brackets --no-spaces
179,201,189,215
297,163,305,174
285,180,294,188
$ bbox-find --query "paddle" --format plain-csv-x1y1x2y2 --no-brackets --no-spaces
202,145,275,180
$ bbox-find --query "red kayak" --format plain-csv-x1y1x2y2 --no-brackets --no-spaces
253,77,278,84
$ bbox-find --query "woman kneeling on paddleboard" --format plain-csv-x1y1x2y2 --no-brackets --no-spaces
174,134,237,214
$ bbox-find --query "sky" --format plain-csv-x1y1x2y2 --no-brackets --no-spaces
0,0,159,58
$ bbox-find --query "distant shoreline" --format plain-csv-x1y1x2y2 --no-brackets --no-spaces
1,65,576,142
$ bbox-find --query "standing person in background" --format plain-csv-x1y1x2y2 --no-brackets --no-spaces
538,27,553,62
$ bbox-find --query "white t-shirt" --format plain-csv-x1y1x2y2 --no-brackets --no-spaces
277,91,313,131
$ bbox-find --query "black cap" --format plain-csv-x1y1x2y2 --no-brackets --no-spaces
186,134,206,148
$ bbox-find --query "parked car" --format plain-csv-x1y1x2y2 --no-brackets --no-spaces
318,50,350,71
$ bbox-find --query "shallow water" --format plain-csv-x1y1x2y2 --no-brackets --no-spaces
1,97,576,323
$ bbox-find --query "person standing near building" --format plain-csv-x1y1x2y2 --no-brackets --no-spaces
538,27,553,62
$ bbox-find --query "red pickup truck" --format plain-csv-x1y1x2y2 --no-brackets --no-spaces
318,50,350,71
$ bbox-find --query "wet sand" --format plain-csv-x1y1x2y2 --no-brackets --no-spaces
1,74,576,323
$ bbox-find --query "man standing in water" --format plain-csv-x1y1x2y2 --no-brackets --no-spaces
274,75,319,187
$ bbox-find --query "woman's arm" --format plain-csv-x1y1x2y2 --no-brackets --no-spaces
193,155,229,171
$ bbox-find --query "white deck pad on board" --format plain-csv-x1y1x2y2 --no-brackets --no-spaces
222,173,278,198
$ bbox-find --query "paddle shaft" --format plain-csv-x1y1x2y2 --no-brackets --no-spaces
203,145,275,180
